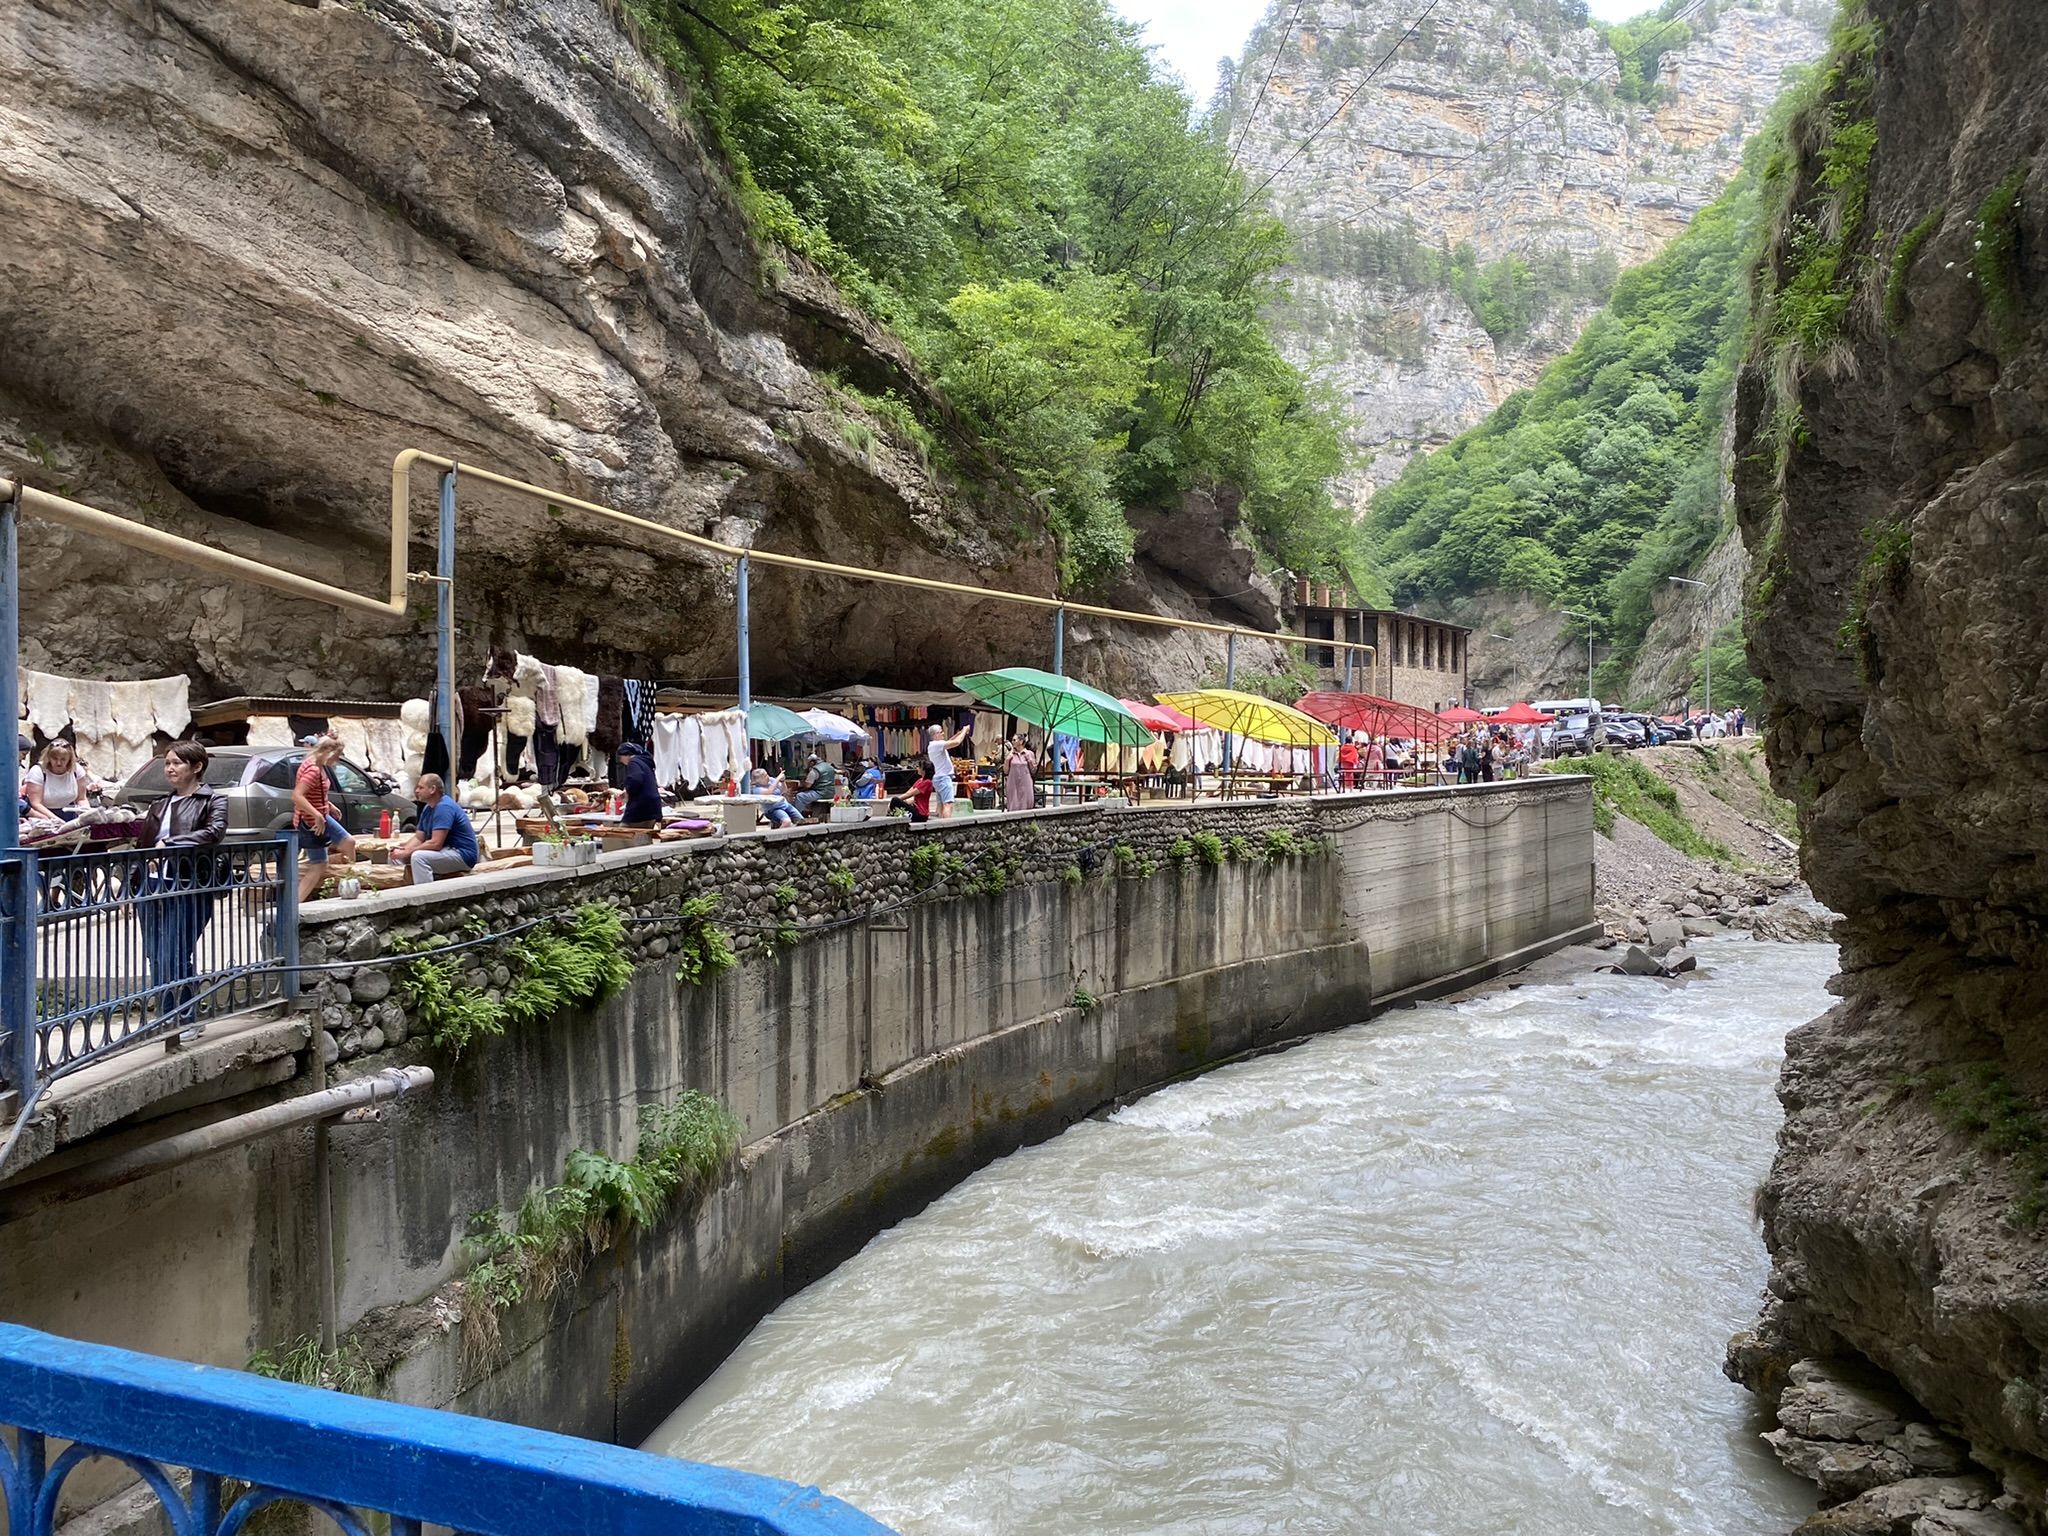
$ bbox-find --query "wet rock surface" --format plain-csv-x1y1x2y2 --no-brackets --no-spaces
1730,0,2048,1523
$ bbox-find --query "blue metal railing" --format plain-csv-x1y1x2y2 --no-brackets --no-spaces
2,838,297,1097
0,1323,893,1535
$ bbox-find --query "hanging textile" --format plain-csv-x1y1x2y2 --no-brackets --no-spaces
532,721,561,788
247,716,295,749
331,719,373,770
554,667,593,747
699,709,732,783
623,679,657,747
17,668,191,780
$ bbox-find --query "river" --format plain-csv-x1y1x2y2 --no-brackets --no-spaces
649,937,1833,1535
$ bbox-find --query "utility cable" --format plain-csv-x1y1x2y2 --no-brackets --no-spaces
1225,0,1311,175
1239,0,1445,209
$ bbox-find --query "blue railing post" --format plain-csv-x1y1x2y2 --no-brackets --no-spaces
436,469,458,774
3,849,37,1096
736,554,752,712
2,480,21,852
276,832,301,1003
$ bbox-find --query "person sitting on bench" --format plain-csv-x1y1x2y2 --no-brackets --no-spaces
396,773,478,884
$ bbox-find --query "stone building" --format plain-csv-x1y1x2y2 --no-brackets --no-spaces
1296,583,1470,711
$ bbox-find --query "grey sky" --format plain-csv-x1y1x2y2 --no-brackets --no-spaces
1108,0,1651,104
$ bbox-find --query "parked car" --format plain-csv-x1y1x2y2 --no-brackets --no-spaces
1549,714,1597,756
1604,715,1649,749
114,746,415,842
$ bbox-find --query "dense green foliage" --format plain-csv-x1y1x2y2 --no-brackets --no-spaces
617,0,1355,587
1692,619,1764,712
1598,0,1694,104
1285,221,1620,355
399,903,634,1056
1371,165,1765,690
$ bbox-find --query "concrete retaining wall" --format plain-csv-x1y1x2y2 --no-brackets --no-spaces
0,781,1594,1475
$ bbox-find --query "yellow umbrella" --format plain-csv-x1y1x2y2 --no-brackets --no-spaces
1157,689,1338,747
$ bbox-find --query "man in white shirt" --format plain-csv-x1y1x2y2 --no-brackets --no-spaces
925,719,972,819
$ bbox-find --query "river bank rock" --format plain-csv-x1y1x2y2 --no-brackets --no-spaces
1791,1476,2021,1536
1727,0,2048,1520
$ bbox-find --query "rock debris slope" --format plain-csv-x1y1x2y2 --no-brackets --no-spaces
0,0,1277,697
1726,0,2048,1529
1227,0,1826,500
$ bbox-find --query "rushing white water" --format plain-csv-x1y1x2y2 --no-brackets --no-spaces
650,938,1833,1536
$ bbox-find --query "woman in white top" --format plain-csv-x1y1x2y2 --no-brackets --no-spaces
24,740,100,820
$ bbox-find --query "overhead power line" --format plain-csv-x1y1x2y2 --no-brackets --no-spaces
1240,0,1447,209
1225,0,1312,176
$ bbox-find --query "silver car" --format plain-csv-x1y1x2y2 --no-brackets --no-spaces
115,746,417,842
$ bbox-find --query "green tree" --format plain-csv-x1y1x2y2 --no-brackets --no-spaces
1370,154,1766,687
619,0,1357,588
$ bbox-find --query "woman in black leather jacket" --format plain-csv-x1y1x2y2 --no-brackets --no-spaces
139,740,229,1041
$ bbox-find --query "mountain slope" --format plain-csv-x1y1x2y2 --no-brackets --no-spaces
1226,0,1828,503
1368,159,1764,701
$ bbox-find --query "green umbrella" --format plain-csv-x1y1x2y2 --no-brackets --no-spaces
744,702,819,742
953,667,1154,746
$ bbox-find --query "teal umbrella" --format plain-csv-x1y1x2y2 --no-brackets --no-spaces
953,667,1154,747
744,702,819,742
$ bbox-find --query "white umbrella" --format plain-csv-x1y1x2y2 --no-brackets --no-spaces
798,708,868,743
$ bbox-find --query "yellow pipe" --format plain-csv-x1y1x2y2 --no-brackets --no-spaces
4,478,410,621
393,451,1379,661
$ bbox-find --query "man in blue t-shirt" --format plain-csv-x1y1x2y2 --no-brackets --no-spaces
396,772,479,884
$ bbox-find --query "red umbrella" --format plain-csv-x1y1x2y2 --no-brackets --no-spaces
1297,691,1444,738
1491,701,1554,725
1121,699,1199,734
1438,705,1485,724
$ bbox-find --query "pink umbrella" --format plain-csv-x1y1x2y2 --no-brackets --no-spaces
1121,699,1199,733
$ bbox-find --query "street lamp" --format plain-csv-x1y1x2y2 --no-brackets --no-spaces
1485,632,1519,700
1559,608,1597,704
1668,576,1709,717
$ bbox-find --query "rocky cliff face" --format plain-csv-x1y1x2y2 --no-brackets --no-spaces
1727,0,2048,1528
0,0,1283,701
1228,0,1827,501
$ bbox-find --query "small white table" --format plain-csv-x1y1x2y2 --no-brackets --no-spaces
688,796,769,836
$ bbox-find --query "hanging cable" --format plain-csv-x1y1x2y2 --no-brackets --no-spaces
1240,0,1446,208
1224,0,1311,175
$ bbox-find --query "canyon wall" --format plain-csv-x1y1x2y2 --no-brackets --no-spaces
1229,0,1827,501
1728,0,2048,1527
0,0,1287,704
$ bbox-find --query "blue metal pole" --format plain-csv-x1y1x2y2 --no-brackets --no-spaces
436,470,457,777
1223,633,1237,788
3,849,35,1097
1,485,20,852
735,556,752,712
276,833,300,1005
1052,608,1065,677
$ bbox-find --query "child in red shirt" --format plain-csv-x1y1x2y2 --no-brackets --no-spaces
892,760,935,824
